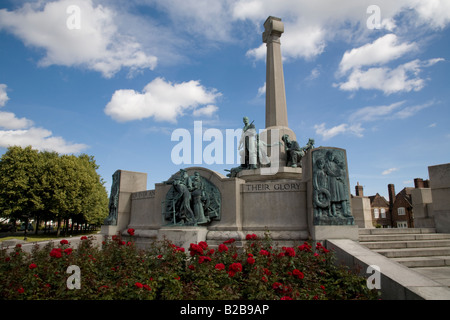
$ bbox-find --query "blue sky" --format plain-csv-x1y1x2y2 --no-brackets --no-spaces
0,0,449,199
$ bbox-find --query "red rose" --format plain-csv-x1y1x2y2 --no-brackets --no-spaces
29,263,37,269
246,234,257,240
135,282,143,289
199,256,211,264
64,248,73,255
189,243,204,256
223,238,235,244
292,269,304,279
198,241,208,249
259,249,270,256
229,262,242,272
60,239,69,245
215,263,225,271
281,296,293,300
247,257,256,265
127,228,135,236
218,244,228,253
17,287,25,294
80,236,88,240
272,282,282,290
283,247,296,257
50,248,62,258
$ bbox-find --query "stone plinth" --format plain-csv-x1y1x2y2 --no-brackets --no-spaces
158,227,208,251
411,188,435,228
429,163,450,233
352,196,374,228
303,147,356,240
236,166,302,181
101,170,147,236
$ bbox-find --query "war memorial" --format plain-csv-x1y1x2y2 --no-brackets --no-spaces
101,16,358,250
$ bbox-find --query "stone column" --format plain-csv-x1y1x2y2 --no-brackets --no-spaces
262,16,297,166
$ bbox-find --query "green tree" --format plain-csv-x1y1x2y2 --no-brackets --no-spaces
0,146,108,236
0,146,44,233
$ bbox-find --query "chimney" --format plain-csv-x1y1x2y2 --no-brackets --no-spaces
388,184,396,208
414,178,424,188
355,182,364,197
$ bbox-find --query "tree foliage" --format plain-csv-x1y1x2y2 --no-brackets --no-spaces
0,146,108,231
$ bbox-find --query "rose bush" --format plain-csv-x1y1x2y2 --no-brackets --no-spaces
0,233,379,300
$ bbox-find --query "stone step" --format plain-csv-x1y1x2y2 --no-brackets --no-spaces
358,228,436,235
362,239,450,250
374,247,450,258
392,256,450,268
359,233,450,242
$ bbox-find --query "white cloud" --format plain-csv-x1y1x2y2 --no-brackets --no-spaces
0,127,88,154
349,101,406,123
412,0,450,29
193,105,219,117
335,58,444,95
315,100,434,140
0,84,87,154
0,111,34,130
382,168,398,175
0,0,157,78
104,77,221,123
257,82,266,97
314,123,363,140
0,84,9,107
338,34,416,74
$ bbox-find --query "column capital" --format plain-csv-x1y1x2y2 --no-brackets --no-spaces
263,16,284,43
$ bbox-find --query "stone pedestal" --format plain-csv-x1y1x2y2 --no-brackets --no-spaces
352,196,374,228
411,188,435,228
158,227,208,251
310,225,359,241
303,147,356,241
429,163,450,233
101,170,147,236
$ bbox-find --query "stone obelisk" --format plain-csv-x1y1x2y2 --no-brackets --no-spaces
263,16,297,166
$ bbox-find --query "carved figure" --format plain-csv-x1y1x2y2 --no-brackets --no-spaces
282,135,314,168
103,170,120,226
324,151,350,217
163,170,221,226
239,116,258,169
191,172,209,225
311,148,354,225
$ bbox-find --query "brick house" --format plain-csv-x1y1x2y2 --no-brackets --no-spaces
368,193,391,228
388,184,414,228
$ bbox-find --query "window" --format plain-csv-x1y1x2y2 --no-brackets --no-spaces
398,207,406,215
397,221,407,228
381,208,386,218
374,208,379,219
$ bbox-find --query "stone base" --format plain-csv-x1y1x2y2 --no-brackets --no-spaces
157,226,208,251
314,215,355,226
237,166,302,181
101,225,119,236
310,225,359,241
